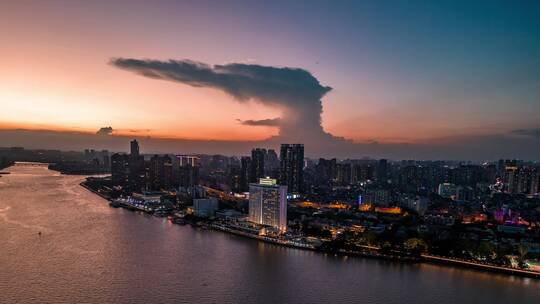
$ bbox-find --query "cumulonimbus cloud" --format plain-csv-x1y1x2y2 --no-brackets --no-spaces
111,58,333,142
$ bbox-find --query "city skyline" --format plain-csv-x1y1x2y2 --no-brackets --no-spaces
3,2,540,302
1,1,540,160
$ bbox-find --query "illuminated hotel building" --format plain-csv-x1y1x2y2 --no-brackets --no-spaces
249,178,288,232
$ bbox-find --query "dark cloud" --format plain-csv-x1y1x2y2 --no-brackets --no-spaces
96,126,113,136
510,128,540,138
111,58,332,142
238,118,281,127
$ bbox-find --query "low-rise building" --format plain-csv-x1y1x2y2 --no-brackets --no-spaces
193,197,218,218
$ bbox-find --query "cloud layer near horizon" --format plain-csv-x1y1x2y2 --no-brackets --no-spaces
111,58,333,142
2,127,540,161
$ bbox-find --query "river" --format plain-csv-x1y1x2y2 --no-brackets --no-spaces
1,163,539,304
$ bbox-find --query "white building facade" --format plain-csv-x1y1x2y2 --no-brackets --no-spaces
248,178,287,233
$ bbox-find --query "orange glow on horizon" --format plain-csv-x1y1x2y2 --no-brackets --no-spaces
0,122,279,142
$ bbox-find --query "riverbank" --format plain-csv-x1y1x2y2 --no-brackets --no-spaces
0,161,14,172
422,254,540,278
210,222,540,278
209,223,421,263
48,164,110,175
80,181,111,200
79,179,540,280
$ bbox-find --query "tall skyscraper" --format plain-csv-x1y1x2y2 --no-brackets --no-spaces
176,155,200,167
336,163,352,185
111,153,129,186
315,158,337,185
147,155,173,190
249,178,288,233
101,150,110,168
240,156,252,192
163,155,173,189
129,139,145,192
173,155,200,189
264,149,280,177
178,164,199,188
504,165,518,193
279,144,304,195
251,148,266,182
228,165,242,193
130,139,140,157
354,164,374,183
377,159,388,184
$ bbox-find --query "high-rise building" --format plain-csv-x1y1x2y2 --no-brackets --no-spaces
129,142,145,191
264,149,280,177
377,159,388,184
147,155,162,190
354,164,374,183
163,156,173,189
111,153,129,186
438,183,457,199
336,163,352,185
228,165,242,193
315,158,337,184
249,178,287,233
101,150,110,168
112,140,144,192
504,165,518,193
178,164,199,188
531,169,540,195
456,185,475,201
240,156,252,192
511,166,539,195
452,165,482,187
279,144,304,195
251,148,266,182
171,155,200,189
147,155,173,190
130,139,140,157
365,188,393,206
176,155,200,167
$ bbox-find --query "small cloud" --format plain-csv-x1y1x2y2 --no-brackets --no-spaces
510,128,540,138
96,126,113,136
238,118,281,127
127,129,152,133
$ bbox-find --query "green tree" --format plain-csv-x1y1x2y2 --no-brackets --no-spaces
517,244,529,266
404,238,428,255
359,232,377,246
477,241,495,260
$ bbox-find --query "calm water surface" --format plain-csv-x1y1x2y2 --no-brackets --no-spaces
1,163,539,304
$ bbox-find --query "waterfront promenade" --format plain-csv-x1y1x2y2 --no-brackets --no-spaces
79,178,540,280
422,254,540,278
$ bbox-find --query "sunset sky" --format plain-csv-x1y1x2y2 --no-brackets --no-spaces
1,1,539,159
